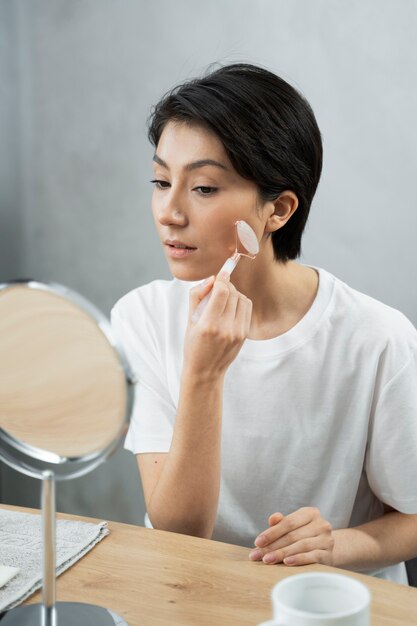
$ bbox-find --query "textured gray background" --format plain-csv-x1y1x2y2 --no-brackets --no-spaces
1,0,416,526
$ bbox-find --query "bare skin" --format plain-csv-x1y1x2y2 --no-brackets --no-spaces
138,121,417,570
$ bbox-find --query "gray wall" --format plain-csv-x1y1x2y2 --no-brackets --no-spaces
1,0,416,524
0,1,21,281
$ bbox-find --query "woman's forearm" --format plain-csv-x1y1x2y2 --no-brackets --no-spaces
147,367,224,539
333,511,417,572
146,275,252,538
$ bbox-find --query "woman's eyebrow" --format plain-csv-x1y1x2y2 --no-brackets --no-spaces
153,154,228,171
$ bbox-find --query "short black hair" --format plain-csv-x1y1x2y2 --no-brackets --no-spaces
148,63,323,262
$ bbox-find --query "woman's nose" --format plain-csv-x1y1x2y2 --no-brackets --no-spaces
156,196,188,227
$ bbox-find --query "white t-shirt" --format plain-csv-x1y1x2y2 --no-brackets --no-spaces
111,267,417,585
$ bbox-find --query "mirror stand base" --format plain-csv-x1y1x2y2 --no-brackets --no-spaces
0,602,129,626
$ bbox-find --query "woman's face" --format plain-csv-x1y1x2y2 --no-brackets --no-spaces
151,121,271,281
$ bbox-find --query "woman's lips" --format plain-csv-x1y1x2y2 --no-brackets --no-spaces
165,243,197,259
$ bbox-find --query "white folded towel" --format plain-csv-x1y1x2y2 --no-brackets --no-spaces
0,509,109,612
0,565,20,588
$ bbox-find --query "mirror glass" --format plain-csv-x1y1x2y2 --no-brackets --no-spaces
0,282,130,461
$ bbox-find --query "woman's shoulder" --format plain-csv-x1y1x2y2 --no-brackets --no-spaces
320,267,417,356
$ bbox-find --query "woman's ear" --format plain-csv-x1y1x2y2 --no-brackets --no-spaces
265,191,299,233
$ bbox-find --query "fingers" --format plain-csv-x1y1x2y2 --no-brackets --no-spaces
249,508,334,567
256,518,327,553
222,286,239,321
196,273,251,327
200,273,234,320
186,273,253,375
268,512,284,526
282,550,331,567
189,275,215,311
255,508,313,548
263,519,327,553
261,534,334,565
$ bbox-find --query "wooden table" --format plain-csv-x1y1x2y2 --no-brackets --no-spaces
2,505,417,625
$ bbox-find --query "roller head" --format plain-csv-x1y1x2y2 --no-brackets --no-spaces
236,220,259,256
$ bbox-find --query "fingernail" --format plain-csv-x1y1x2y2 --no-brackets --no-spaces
255,535,267,548
263,553,276,564
284,557,296,565
249,549,263,561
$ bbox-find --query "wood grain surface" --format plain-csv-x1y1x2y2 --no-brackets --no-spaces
1,505,416,625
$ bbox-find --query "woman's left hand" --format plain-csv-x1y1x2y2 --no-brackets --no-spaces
249,507,334,566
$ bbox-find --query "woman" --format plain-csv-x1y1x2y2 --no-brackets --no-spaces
112,63,417,584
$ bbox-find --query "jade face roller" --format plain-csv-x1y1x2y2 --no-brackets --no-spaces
192,220,259,322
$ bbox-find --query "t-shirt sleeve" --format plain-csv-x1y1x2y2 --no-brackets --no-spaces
111,303,175,454
366,345,417,513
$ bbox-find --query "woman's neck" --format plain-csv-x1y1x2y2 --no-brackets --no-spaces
231,253,319,340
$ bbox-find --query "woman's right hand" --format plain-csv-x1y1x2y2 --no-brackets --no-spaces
184,273,252,380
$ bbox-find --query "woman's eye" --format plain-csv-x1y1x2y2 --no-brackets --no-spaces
150,180,217,195
194,186,218,196
150,179,170,189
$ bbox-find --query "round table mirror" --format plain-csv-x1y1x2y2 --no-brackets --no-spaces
0,280,136,626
